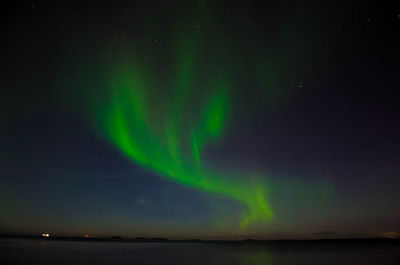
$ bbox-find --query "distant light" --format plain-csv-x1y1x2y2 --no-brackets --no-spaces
378,232,398,239
84,234,89,238
41,233,50,237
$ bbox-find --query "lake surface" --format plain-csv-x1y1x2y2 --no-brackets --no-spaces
1,238,399,265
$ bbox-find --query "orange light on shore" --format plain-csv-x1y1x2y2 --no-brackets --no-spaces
41,233,50,237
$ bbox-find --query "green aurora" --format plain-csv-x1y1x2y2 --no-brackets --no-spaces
87,1,280,229
92,52,273,229
86,1,336,231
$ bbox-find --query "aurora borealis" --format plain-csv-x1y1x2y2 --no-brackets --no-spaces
2,1,400,240
92,45,273,228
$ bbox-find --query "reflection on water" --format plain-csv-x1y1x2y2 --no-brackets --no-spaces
240,248,273,265
1,239,399,265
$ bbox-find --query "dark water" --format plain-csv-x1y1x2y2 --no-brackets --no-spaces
1,238,399,265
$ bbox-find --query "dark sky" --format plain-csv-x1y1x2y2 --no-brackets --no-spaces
1,1,400,240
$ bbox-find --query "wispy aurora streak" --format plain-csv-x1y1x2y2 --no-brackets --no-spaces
89,0,276,228
92,48,274,228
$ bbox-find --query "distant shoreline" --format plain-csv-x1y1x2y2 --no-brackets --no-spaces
1,234,399,245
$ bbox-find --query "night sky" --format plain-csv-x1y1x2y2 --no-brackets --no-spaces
2,1,400,240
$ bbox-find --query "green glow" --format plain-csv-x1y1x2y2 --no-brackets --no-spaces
89,1,276,229
92,51,274,228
